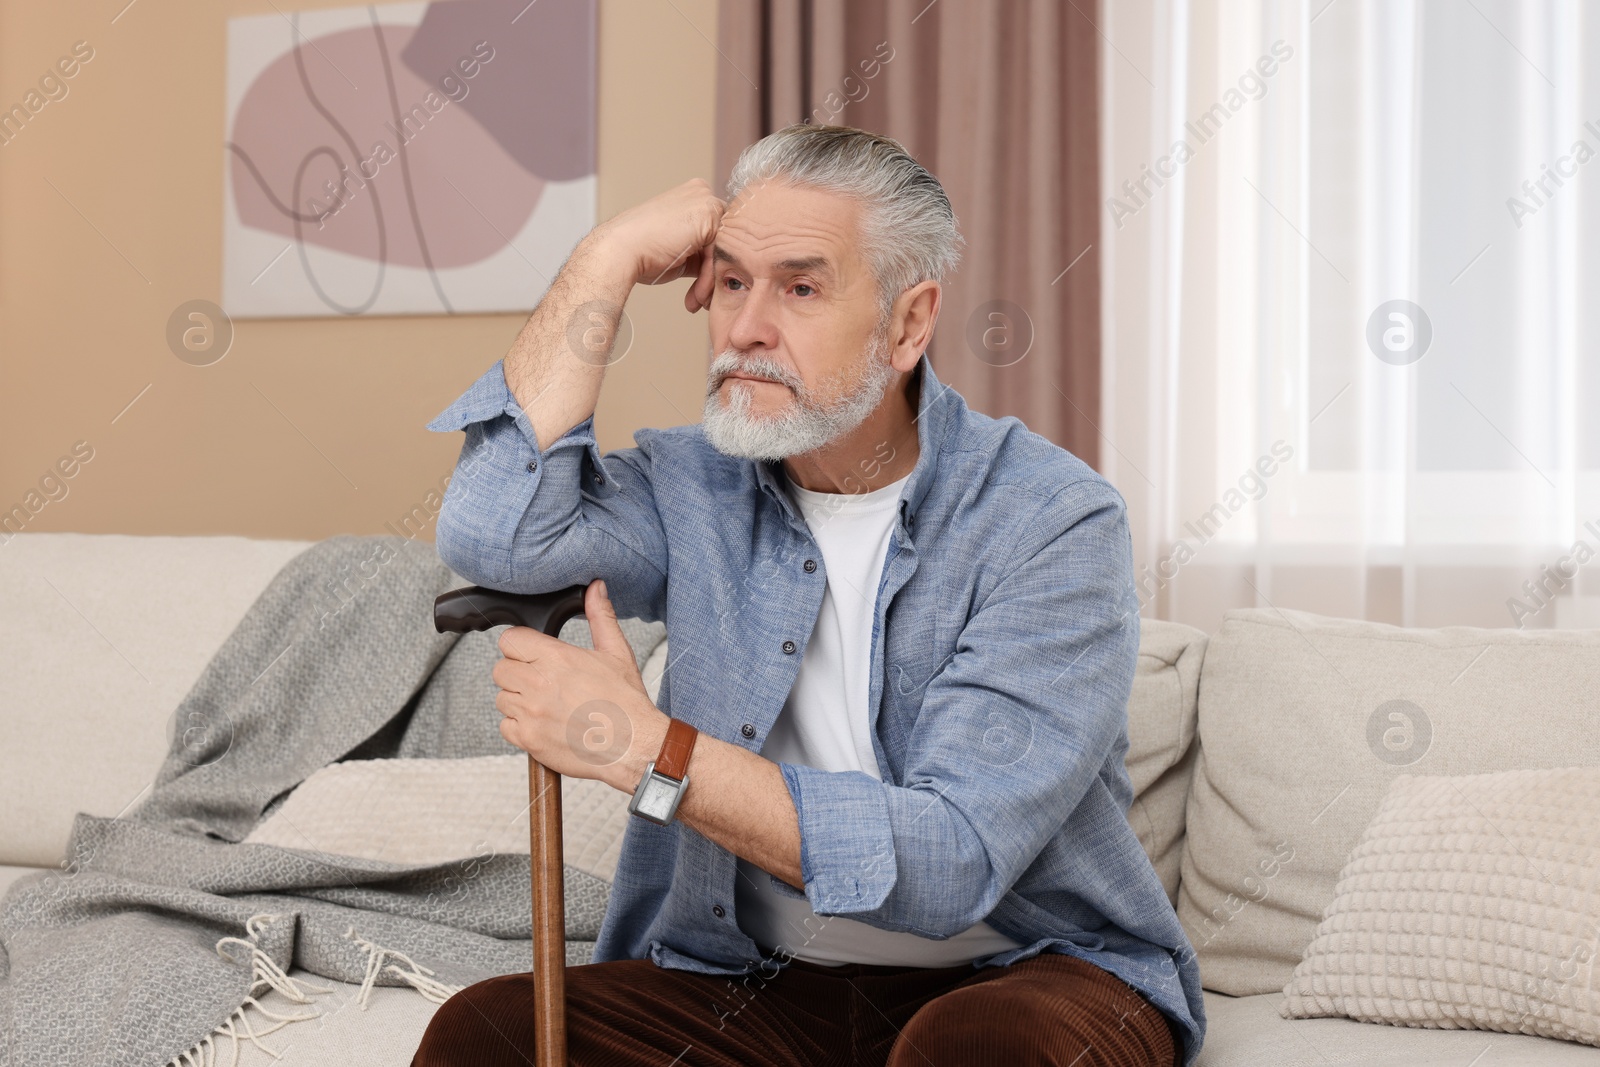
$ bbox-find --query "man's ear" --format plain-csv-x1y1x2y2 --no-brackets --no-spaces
890,281,941,372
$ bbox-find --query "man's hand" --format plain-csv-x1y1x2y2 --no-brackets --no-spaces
586,177,727,313
492,579,669,794
495,578,806,890
501,178,728,449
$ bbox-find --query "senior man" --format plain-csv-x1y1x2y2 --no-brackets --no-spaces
411,124,1203,1067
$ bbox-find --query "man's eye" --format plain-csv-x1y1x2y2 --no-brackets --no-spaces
724,277,745,291
793,284,814,297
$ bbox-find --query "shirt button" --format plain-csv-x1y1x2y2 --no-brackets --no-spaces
741,723,755,739
712,904,726,919
595,474,605,485
526,460,538,472
782,640,796,655
803,559,817,573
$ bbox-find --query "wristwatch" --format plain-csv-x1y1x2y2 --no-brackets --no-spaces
628,717,698,825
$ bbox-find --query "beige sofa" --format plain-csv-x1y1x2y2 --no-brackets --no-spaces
3,531,1597,1066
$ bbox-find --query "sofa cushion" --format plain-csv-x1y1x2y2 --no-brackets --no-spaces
1179,607,1600,996
215,980,1600,1067
1282,766,1600,1047
1197,990,1600,1066
245,755,635,881
222,966,451,1067
1126,618,1207,906
0,533,313,867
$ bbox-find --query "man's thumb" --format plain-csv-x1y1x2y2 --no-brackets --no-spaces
586,579,631,664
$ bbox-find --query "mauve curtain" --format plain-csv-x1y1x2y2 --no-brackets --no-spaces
713,0,1101,466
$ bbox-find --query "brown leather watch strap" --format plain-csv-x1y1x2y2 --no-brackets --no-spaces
653,718,699,781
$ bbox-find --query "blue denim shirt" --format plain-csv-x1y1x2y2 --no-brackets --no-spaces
427,354,1205,1066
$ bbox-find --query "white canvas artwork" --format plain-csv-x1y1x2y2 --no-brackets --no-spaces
223,0,596,317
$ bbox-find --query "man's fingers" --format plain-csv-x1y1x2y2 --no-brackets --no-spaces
494,689,518,718
688,237,718,312
646,242,692,287
498,624,557,663
667,247,699,296
683,248,705,311
685,194,723,311
494,648,554,694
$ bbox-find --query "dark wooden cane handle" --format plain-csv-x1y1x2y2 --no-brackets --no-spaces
432,585,588,637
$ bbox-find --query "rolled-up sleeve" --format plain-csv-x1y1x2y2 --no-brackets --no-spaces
780,482,1140,938
426,360,668,622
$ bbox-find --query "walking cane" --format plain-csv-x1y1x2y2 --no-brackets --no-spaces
434,583,590,1067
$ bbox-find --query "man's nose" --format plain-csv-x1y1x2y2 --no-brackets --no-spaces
725,283,781,352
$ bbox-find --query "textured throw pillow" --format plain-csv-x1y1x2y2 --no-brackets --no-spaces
244,754,634,882
243,637,671,881
1281,766,1600,1048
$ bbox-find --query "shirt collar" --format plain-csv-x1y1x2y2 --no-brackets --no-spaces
751,352,958,540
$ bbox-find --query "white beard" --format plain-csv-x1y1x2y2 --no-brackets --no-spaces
700,323,895,462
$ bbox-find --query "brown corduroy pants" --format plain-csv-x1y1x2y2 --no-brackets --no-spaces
410,949,1181,1067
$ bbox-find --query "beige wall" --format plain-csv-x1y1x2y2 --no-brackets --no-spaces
0,0,716,541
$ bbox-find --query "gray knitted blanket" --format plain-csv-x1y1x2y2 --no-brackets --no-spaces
0,534,665,1067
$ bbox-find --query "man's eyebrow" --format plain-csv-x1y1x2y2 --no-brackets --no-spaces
711,245,836,281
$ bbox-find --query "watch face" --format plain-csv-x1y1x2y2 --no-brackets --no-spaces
636,774,680,822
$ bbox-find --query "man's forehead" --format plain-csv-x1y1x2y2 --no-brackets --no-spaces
711,242,837,280
713,183,861,278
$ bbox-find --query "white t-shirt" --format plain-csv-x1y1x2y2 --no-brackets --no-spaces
734,470,1027,967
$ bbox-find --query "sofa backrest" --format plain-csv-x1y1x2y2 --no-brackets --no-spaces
0,533,313,867
1180,606,1600,995
2,531,1209,918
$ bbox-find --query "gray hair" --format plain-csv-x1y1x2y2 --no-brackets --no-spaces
726,124,964,319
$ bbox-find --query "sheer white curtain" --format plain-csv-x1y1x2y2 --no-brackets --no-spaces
1102,0,1599,632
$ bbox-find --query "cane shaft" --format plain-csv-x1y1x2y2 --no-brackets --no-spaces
530,757,567,1067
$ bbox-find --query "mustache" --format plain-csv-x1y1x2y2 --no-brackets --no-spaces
707,351,805,394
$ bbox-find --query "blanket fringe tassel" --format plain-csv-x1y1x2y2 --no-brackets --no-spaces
163,913,332,1067
342,925,466,1010
160,913,465,1067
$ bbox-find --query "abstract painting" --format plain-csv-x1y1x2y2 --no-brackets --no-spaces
223,0,595,317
